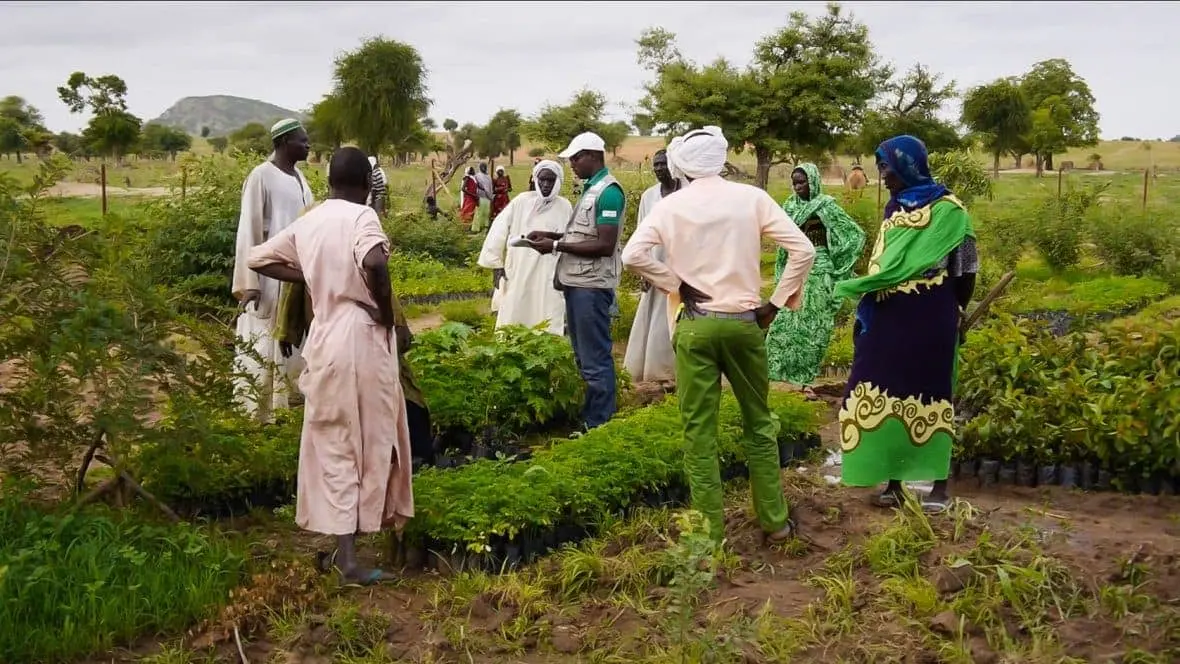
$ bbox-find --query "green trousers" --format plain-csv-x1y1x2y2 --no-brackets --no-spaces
674,315,790,542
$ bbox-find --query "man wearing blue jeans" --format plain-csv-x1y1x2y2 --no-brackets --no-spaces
526,132,626,429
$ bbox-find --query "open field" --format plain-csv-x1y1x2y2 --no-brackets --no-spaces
2,138,1179,663
2,136,1177,192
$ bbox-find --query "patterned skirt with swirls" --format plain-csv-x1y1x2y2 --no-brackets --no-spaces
839,276,959,486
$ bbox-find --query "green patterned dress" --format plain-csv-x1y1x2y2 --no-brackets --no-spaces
766,163,866,386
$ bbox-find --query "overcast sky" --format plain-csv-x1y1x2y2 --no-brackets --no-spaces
2,1,1175,140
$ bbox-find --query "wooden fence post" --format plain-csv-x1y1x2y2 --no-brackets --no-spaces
100,163,108,217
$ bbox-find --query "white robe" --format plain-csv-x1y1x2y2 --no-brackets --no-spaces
477,191,571,335
231,161,315,422
624,183,678,382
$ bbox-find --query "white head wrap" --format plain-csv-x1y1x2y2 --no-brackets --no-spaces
531,159,564,211
668,126,728,180
495,165,505,175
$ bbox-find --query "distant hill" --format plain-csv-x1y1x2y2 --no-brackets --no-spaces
151,95,304,137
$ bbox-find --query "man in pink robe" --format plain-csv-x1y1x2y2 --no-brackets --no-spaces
248,146,413,585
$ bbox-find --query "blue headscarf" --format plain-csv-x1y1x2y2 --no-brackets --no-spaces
875,135,950,218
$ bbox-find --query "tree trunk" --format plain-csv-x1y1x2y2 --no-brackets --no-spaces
509,150,515,166
1012,154,1023,169
14,151,21,165
992,152,1000,179
1044,153,1055,171
1034,152,1044,178
754,146,772,190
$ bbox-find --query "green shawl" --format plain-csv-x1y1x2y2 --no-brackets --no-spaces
833,196,975,300
776,163,866,281
274,282,427,408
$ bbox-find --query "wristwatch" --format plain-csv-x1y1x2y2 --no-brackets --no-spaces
552,239,560,253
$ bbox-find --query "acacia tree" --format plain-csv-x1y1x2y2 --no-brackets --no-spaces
332,37,430,159
306,94,347,162
856,63,961,157
57,72,142,163
1020,58,1099,171
638,3,885,189
631,112,655,137
0,96,51,162
960,77,1031,177
523,89,627,154
141,123,192,160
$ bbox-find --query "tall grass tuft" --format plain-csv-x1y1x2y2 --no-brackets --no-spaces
0,495,245,662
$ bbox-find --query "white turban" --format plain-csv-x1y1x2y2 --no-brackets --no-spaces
663,137,691,186
531,159,564,211
669,125,728,180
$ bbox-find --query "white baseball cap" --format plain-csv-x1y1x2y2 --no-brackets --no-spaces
558,131,607,158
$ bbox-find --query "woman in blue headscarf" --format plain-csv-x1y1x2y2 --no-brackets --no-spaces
833,135,979,512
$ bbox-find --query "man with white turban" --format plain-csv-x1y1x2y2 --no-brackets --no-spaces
622,126,817,545
231,118,315,422
623,147,687,383
525,132,627,430
477,160,571,335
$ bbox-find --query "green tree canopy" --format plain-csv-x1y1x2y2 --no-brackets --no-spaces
1020,58,1099,170
141,123,192,160
57,72,140,162
856,63,961,158
331,37,430,157
638,3,885,188
960,77,1031,177
523,89,627,154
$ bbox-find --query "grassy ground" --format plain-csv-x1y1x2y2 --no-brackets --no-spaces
8,135,1180,663
117,459,1180,664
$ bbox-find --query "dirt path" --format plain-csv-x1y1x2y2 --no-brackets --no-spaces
46,182,173,198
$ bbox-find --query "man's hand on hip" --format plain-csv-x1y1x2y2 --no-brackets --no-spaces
755,303,780,330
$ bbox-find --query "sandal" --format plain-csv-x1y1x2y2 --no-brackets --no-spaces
873,490,903,508
766,518,798,545
921,497,949,514
341,568,397,587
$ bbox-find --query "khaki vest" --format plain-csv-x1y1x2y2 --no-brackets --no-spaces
554,173,626,290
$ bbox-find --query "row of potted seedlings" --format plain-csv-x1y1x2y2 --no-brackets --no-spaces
397,392,823,573
953,456,1179,496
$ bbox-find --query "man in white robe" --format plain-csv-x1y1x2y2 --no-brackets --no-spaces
624,149,687,383
231,118,315,422
477,160,571,335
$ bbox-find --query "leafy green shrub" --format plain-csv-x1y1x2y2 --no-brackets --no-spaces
837,193,880,275
144,153,255,316
0,162,243,496
0,496,245,662
406,390,822,552
957,314,1180,479
406,322,584,435
389,251,488,299
611,288,640,342
440,300,494,329
1028,184,1105,273
133,407,302,512
1007,275,1169,316
929,149,994,205
385,212,477,266
1088,206,1180,279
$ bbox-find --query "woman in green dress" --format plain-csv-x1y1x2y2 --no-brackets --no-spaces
766,163,866,395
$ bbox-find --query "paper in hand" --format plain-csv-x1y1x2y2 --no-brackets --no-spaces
508,236,532,248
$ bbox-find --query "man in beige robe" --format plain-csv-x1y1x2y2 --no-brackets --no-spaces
231,118,314,422
248,146,412,585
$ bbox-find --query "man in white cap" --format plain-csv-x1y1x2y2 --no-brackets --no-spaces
525,131,626,429
231,117,315,422
621,126,816,546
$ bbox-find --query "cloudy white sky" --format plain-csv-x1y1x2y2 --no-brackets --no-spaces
2,1,1176,140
